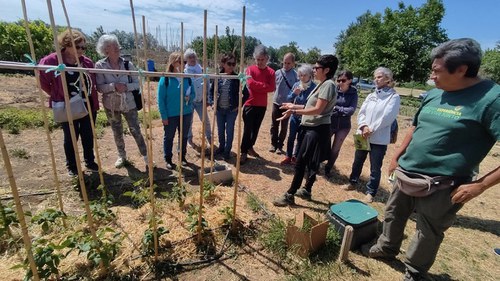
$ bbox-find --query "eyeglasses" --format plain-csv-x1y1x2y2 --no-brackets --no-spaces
75,45,86,50
227,62,236,67
337,79,347,83
312,66,324,70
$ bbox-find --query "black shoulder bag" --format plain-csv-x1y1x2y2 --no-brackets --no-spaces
124,60,143,110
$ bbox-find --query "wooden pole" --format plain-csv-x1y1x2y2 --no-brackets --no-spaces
20,0,66,228
232,6,245,230
178,22,184,185
197,9,208,242
0,130,39,280
141,15,159,261
45,0,98,245
338,225,354,262
209,25,219,180
59,0,105,194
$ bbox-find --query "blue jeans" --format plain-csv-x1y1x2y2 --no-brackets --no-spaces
286,115,302,158
187,101,212,143
349,143,387,196
163,114,193,162
216,108,238,157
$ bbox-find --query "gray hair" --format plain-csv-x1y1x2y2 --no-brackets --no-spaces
430,38,482,77
253,44,269,59
297,64,313,77
96,34,120,57
374,67,395,87
184,48,197,60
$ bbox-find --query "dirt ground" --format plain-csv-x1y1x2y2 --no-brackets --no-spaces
0,74,499,281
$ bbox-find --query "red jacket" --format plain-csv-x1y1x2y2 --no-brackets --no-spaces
39,52,99,111
244,65,276,107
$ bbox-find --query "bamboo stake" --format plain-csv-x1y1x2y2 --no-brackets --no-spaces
59,0,105,195
0,129,39,280
232,6,246,230
129,0,154,176
178,22,184,185
209,25,219,180
141,15,159,261
45,0,98,245
20,0,66,228
338,226,354,262
197,10,208,243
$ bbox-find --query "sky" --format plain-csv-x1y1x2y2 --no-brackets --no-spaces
1,0,499,54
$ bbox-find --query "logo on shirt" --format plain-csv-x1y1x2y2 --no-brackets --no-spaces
422,105,462,120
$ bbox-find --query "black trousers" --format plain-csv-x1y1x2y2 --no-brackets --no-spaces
287,124,330,195
270,103,289,149
61,111,97,170
241,105,266,154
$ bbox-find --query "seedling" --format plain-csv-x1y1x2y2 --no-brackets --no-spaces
31,208,66,234
123,179,152,208
10,148,30,159
141,217,169,256
186,205,208,234
163,181,189,208
203,179,216,199
14,238,63,281
218,206,234,227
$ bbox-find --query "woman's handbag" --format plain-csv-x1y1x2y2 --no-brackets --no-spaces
124,60,143,110
51,94,89,123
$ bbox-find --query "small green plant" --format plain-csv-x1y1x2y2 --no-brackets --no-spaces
84,199,115,225
0,202,19,239
62,227,122,267
123,179,151,208
141,217,169,256
186,205,208,234
246,192,264,213
14,238,63,281
31,208,66,234
10,148,30,159
218,206,234,227
164,181,188,208
203,179,217,199
260,217,288,260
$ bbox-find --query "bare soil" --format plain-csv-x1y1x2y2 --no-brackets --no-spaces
0,74,499,281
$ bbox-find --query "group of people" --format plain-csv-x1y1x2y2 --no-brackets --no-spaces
39,29,499,281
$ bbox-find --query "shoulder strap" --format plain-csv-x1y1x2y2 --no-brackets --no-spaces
280,69,293,90
124,60,132,83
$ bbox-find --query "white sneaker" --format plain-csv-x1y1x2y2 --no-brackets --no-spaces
115,157,126,168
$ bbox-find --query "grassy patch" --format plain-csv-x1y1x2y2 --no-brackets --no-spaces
246,192,265,213
10,148,29,159
0,107,57,134
259,217,288,261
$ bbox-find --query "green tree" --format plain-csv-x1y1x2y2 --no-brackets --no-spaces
303,47,322,64
481,42,500,83
0,20,53,62
276,41,304,63
334,0,448,82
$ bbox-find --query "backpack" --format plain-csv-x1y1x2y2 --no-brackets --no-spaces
124,60,142,110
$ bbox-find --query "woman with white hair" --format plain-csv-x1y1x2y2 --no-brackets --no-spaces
280,64,316,165
95,34,149,169
343,67,400,203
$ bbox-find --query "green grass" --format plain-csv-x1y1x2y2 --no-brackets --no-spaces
10,148,29,159
246,192,265,213
259,217,288,261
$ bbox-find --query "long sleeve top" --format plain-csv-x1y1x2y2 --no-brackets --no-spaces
244,65,276,107
39,52,99,111
95,57,139,112
330,85,358,130
157,77,193,120
273,68,298,105
357,87,400,145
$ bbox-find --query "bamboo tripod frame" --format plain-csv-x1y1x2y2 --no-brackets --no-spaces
0,2,248,276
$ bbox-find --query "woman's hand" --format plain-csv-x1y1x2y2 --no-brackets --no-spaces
162,119,169,126
276,109,292,121
280,103,294,110
114,83,127,93
361,125,372,139
293,87,302,95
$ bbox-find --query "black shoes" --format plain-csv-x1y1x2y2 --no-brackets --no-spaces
85,162,99,172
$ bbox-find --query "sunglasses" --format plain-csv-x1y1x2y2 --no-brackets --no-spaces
337,79,347,83
226,62,236,67
312,66,324,70
75,45,86,50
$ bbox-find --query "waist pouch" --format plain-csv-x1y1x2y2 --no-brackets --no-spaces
394,167,468,197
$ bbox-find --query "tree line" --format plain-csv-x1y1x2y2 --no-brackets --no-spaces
1,0,499,83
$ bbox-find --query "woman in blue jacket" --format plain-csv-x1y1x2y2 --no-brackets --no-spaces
324,70,358,176
209,53,243,160
158,52,194,169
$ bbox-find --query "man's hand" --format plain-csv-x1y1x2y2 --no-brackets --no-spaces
388,159,398,176
450,182,485,204
162,119,169,126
